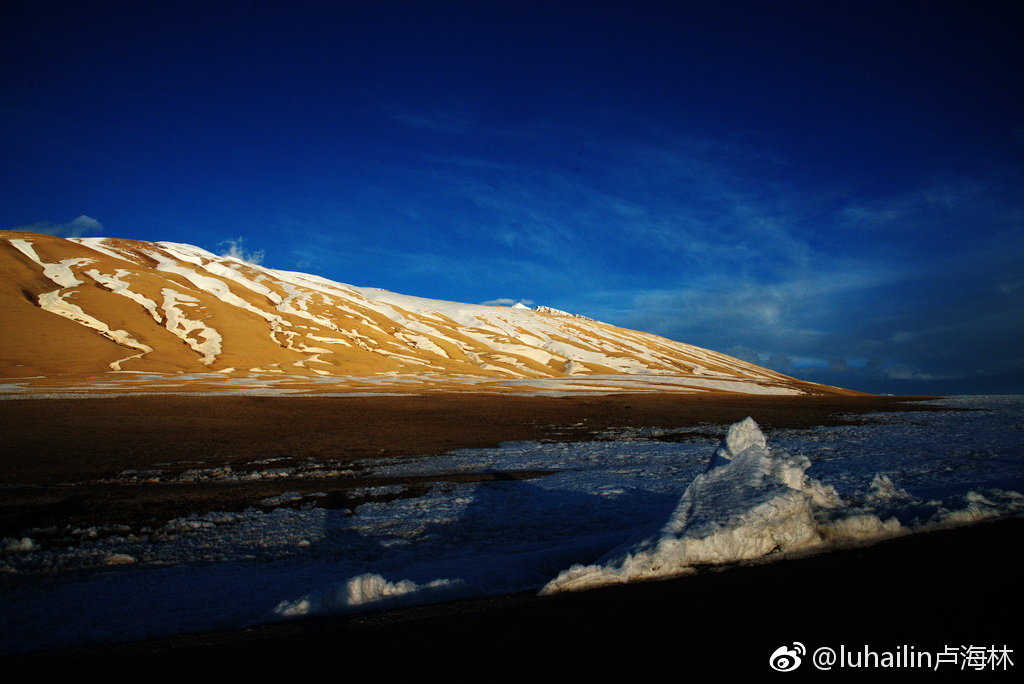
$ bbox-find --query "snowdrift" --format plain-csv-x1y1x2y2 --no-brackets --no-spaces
541,417,1018,593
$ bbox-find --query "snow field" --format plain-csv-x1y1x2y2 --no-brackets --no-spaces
1,396,1022,654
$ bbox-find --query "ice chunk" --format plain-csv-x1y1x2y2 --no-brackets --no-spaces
866,474,913,503
708,416,767,469
272,573,466,616
4,537,37,553
929,489,1024,527
818,514,902,542
258,491,308,507
102,553,137,565
542,418,842,593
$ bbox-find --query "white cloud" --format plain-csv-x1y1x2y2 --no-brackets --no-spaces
7,215,103,237
218,237,264,265
481,298,534,307
622,266,890,343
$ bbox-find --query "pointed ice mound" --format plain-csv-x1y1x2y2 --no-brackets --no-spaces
541,417,844,594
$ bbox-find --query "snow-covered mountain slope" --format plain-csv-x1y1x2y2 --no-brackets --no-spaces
0,231,850,394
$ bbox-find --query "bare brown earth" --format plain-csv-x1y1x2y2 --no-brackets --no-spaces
0,393,940,537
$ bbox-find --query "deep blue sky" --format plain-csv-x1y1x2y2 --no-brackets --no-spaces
3,1,1022,393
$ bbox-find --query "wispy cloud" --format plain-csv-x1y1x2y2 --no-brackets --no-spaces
379,102,487,136
218,237,265,264
7,215,103,237
481,297,534,307
621,224,1023,391
277,105,1024,392
836,173,1024,241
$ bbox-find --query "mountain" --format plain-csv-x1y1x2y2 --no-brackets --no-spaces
0,231,850,394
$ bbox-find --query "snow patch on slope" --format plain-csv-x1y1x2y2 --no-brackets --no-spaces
35,290,152,355
85,269,162,323
160,288,222,365
9,238,152,359
8,239,90,287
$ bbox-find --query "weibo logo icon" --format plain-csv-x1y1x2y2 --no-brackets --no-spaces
769,642,806,672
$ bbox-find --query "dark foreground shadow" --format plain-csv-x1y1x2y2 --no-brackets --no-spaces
277,475,674,682
1,475,673,682
5,495,1022,681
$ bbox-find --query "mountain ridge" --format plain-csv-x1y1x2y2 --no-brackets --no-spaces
0,231,854,395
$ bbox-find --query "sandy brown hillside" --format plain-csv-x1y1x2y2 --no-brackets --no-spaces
0,231,854,395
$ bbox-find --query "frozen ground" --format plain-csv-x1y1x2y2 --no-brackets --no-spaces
1,396,1022,654
0,371,805,398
